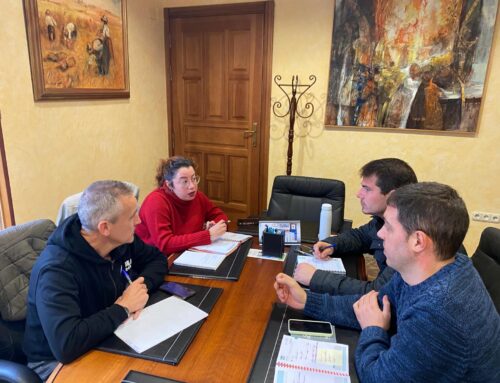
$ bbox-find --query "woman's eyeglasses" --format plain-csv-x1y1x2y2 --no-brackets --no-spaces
177,175,201,188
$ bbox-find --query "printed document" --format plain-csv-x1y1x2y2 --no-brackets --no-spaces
114,296,208,353
274,335,350,383
297,255,346,274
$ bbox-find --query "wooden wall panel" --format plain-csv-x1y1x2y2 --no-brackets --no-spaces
228,156,247,204
229,81,249,120
206,32,225,120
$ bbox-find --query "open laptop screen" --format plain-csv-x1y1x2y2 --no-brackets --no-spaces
258,220,301,245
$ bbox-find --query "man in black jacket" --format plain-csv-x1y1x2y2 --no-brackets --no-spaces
24,181,168,381
294,158,417,294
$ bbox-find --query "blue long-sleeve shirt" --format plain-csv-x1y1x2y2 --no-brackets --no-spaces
304,254,500,382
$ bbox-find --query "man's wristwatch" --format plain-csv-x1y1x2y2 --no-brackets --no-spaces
122,306,130,317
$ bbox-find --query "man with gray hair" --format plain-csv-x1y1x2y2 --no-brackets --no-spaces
24,181,167,381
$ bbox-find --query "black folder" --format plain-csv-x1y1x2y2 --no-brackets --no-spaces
97,283,222,365
122,370,185,383
247,303,360,383
168,238,252,281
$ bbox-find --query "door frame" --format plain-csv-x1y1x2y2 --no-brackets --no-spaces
163,1,274,213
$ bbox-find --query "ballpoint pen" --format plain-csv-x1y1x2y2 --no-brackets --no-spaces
121,267,133,285
319,244,336,252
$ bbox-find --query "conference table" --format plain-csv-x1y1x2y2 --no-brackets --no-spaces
47,241,361,383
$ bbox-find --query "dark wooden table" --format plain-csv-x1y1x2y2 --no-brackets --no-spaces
48,239,361,383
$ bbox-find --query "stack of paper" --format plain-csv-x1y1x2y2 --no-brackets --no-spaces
274,335,350,383
297,255,346,275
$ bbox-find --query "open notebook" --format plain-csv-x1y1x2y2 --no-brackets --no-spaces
173,232,252,270
296,255,346,275
274,335,350,383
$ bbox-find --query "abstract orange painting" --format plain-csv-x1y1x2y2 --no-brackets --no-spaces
325,0,498,134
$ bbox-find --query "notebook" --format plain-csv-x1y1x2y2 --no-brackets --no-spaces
274,335,350,383
296,255,346,275
173,250,226,270
190,239,239,255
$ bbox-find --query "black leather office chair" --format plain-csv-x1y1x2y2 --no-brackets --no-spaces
0,219,56,383
267,175,349,233
471,227,500,313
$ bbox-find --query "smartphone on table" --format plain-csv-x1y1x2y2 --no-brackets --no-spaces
159,282,196,300
288,319,334,337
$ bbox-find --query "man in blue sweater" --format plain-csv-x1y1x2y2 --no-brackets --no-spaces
275,182,500,382
24,181,167,381
294,158,417,294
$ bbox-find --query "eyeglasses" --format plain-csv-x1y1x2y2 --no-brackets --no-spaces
176,175,201,188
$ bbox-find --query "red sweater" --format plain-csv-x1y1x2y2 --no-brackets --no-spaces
135,186,228,255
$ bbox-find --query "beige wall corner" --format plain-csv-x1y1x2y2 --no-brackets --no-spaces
0,0,169,224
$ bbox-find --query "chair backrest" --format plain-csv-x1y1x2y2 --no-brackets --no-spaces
55,181,140,226
0,219,56,363
471,227,500,313
267,176,345,233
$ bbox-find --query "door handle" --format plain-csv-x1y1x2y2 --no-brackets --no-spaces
243,122,257,147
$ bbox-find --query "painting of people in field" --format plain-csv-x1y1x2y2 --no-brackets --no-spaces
24,0,128,100
324,0,498,133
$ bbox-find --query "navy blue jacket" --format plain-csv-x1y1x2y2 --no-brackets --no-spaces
23,214,167,364
310,217,395,294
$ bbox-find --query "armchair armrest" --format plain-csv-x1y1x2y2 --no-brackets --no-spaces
0,360,42,383
339,219,353,233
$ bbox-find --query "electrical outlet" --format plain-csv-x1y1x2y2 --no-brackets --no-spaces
471,211,500,223
492,214,500,224
472,211,482,221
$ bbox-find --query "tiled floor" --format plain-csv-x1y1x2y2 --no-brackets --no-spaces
363,254,379,281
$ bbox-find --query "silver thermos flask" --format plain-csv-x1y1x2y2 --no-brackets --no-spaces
318,203,332,240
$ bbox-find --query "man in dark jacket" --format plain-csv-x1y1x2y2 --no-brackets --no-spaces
24,181,168,381
294,158,417,294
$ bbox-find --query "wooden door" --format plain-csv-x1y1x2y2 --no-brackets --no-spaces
166,3,273,220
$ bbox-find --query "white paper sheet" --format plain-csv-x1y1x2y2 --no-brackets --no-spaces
114,296,208,353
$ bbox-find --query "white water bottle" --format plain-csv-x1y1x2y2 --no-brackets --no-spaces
318,203,332,240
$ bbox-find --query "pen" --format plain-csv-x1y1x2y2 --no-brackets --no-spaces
121,267,132,285
296,249,313,256
319,244,336,252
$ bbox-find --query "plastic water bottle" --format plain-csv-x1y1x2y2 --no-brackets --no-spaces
318,203,332,240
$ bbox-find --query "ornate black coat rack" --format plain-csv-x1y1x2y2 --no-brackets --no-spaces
272,75,316,175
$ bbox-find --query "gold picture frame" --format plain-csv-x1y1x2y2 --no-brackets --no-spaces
23,0,129,101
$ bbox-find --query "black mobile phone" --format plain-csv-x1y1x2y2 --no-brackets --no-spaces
159,282,196,300
288,319,333,337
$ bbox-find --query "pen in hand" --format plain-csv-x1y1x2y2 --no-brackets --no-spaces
319,244,336,251
121,267,133,285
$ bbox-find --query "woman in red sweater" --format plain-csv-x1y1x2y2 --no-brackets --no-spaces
135,156,228,255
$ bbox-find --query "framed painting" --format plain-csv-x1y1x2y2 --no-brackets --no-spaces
324,0,498,134
23,0,129,100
